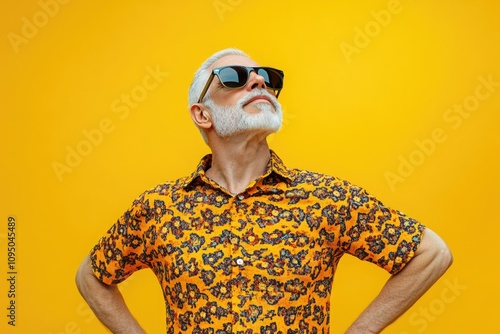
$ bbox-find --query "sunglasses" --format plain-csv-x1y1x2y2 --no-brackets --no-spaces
197,65,284,103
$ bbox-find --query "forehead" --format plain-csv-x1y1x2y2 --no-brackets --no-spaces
210,54,259,71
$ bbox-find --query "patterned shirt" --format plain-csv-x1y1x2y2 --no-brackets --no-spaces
90,151,425,333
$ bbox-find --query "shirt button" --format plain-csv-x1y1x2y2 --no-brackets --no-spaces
236,258,244,265
237,195,245,200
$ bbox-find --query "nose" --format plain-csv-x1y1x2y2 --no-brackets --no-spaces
246,70,267,91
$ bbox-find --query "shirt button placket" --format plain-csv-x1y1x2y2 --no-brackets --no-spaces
230,193,246,331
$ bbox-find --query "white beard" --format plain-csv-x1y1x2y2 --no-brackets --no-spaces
204,89,283,138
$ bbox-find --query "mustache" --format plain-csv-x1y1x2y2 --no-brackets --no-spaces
238,89,280,109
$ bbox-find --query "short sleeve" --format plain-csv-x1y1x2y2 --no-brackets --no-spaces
90,192,152,285
338,185,425,274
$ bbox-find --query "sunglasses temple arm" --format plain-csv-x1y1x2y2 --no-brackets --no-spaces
197,72,216,103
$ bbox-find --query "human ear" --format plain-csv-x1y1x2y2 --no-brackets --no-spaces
190,104,213,130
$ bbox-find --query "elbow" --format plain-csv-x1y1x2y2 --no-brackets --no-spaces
75,261,86,296
434,242,453,277
75,262,84,293
425,228,453,272
419,228,453,277
441,245,453,271
75,255,92,296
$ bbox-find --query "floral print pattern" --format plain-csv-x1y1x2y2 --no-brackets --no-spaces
90,151,424,333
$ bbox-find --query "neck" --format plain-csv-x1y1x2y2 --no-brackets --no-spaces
206,135,271,196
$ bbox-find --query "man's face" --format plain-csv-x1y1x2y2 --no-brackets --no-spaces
202,55,283,138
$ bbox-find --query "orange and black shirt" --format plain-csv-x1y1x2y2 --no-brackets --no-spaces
90,151,425,333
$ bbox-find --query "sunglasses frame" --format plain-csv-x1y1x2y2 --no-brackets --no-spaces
197,65,284,103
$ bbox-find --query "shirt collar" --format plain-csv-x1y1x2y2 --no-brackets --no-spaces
179,150,294,189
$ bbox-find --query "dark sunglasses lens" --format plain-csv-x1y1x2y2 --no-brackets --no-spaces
219,67,248,88
257,68,283,89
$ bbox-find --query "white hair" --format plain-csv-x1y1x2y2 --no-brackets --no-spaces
187,48,250,143
188,48,249,108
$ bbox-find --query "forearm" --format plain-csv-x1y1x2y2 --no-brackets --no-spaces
346,229,453,333
75,255,145,334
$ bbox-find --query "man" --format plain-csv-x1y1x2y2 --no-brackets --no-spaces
76,48,452,333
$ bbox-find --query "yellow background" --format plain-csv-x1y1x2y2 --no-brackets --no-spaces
1,0,499,333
